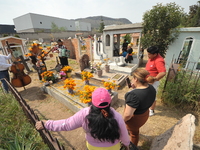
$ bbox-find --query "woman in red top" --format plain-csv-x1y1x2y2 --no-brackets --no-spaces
145,46,166,116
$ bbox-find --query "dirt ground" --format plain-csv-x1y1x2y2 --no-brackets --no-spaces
16,54,200,150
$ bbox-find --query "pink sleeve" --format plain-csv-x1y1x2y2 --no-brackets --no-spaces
112,109,130,146
45,108,88,131
119,118,130,146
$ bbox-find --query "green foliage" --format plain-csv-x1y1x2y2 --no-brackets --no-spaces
160,70,200,111
183,1,200,27
123,34,131,43
99,16,105,33
51,22,67,32
14,34,20,38
3,34,9,37
0,93,48,149
141,2,184,58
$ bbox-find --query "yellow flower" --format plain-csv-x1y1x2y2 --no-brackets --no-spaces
41,71,55,82
103,80,117,90
81,71,93,81
78,85,96,103
63,78,76,90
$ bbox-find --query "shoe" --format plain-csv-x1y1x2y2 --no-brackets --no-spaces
149,109,154,116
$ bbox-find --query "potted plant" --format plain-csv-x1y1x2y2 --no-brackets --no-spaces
63,78,76,94
78,85,96,105
59,71,67,80
41,71,56,83
81,71,93,85
94,62,103,77
104,58,110,73
102,79,118,94
60,66,73,78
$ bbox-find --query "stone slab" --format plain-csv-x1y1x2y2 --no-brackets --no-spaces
150,114,196,150
41,79,118,113
75,70,128,89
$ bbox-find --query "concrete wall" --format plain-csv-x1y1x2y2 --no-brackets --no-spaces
165,28,200,70
13,13,91,33
0,31,102,42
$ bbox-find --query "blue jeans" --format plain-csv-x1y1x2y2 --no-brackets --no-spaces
0,70,10,92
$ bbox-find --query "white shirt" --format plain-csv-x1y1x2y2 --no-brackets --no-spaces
0,54,12,71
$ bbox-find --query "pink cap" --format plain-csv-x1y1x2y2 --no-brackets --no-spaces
92,88,111,108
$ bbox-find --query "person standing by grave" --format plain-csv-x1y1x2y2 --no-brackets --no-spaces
0,50,13,92
123,68,156,146
125,44,133,63
35,88,130,150
122,39,128,52
145,46,166,116
54,39,70,67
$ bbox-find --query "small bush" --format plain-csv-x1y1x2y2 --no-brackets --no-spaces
159,70,200,111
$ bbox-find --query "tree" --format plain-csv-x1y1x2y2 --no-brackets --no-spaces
51,22,67,32
124,34,131,43
141,2,184,57
99,16,105,33
184,1,200,27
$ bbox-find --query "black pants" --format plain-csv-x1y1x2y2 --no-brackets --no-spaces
125,55,133,63
0,70,10,92
59,57,68,66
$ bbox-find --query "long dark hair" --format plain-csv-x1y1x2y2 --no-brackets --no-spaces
86,104,120,143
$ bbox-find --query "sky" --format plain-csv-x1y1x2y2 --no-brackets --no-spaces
0,0,199,25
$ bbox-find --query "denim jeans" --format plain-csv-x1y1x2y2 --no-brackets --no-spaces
0,70,10,92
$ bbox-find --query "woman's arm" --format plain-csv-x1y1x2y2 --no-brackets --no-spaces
35,108,88,131
123,104,136,122
155,72,166,81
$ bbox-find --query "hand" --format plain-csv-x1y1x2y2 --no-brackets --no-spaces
35,120,46,130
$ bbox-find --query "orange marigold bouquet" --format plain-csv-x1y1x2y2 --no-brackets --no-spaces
102,80,118,90
24,43,44,59
63,78,76,90
81,71,93,81
61,66,73,73
79,85,96,103
41,71,55,82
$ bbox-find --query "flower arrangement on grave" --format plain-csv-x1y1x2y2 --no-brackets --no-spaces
61,66,73,73
79,85,96,104
63,78,76,94
89,61,96,73
104,58,110,66
93,62,102,70
60,66,73,78
59,71,67,79
81,71,93,84
102,79,118,93
41,71,55,82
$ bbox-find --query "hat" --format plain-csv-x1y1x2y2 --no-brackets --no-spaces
57,39,63,43
92,88,111,108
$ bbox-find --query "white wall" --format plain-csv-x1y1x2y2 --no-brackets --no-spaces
13,13,33,31
165,28,200,70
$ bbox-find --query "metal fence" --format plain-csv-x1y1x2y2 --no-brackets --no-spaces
162,59,200,102
0,78,65,150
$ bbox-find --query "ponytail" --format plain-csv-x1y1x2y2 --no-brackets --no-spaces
86,105,120,143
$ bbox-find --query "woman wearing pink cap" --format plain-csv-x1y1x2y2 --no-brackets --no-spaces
35,88,130,150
